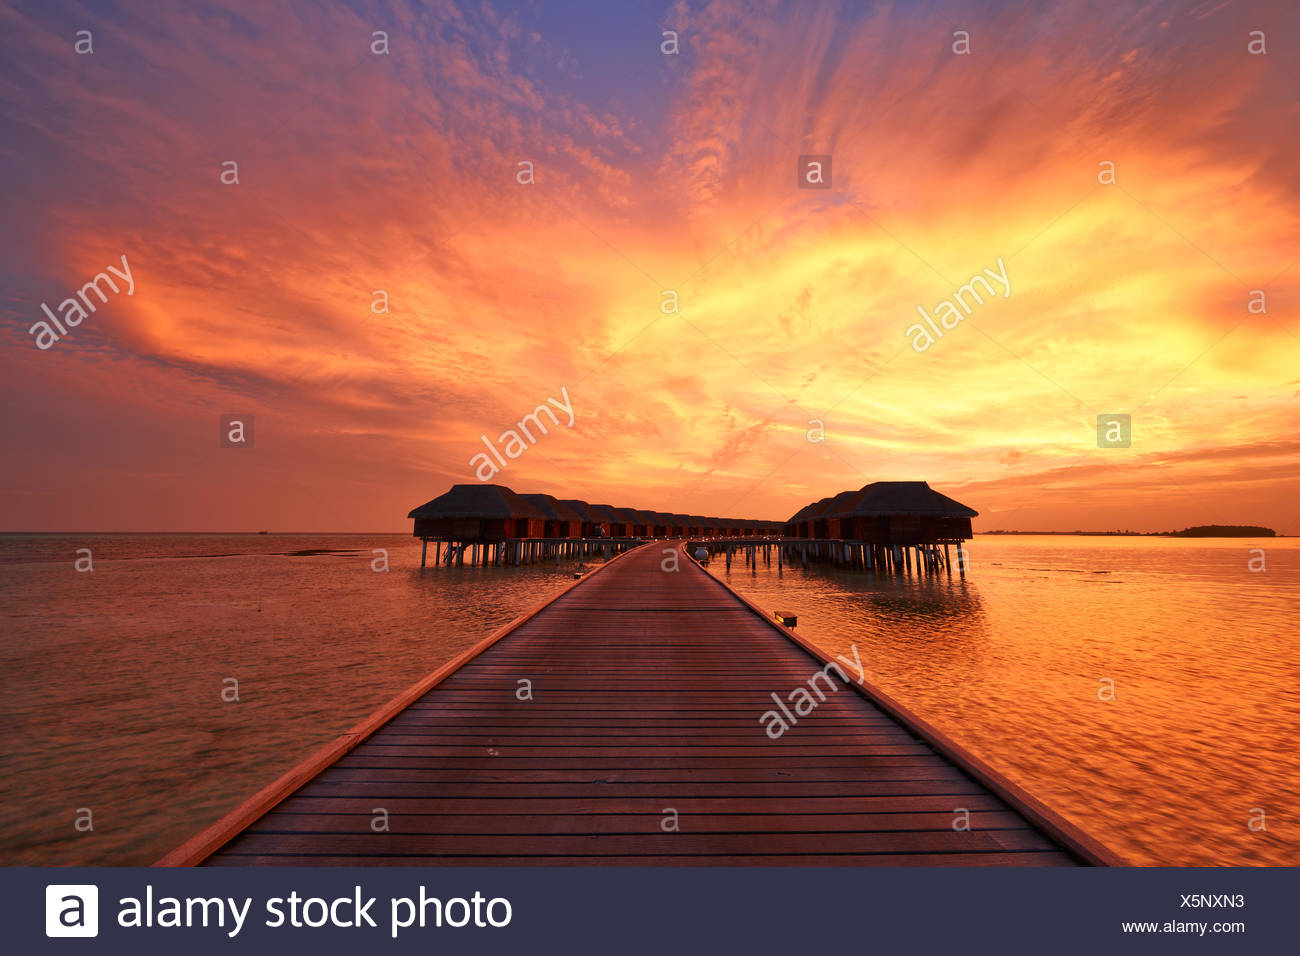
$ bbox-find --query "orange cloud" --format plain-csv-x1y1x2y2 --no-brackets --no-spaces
1,0,1296,532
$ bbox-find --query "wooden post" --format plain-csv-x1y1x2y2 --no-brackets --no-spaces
420,537,428,568
956,542,965,578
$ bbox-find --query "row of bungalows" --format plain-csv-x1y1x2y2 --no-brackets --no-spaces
781,481,978,575
407,484,785,566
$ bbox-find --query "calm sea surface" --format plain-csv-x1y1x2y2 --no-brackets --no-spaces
1,534,1296,866
707,535,1300,866
0,534,606,866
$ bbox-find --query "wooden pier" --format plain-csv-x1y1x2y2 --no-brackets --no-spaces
160,543,1118,866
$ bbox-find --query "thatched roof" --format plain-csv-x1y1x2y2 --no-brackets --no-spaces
409,486,793,532
409,484,547,520
521,493,582,523
558,499,598,522
844,481,978,518
823,488,869,518
787,496,834,524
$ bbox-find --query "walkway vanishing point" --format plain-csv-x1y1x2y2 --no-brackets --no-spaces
160,543,1120,866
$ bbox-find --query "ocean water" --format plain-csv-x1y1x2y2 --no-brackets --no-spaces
706,535,1300,866
0,534,605,866
1,534,1295,866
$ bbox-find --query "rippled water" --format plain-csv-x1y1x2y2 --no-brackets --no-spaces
0,534,605,865
3,534,1295,866
706,535,1300,866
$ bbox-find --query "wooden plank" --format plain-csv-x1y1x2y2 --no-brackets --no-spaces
212,829,1060,855
273,794,1012,815
241,811,1035,834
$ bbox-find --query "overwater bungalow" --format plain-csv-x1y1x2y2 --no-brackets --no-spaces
817,489,867,539
558,499,607,538
521,494,584,539
606,506,640,538
651,512,675,537
801,497,838,539
775,481,977,575
626,509,656,538
840,481,977,546
409,483,546,542
782,503,807,538
586,504,622,535
784,498,826,538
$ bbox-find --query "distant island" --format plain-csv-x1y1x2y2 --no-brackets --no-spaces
982,526,1278,537
1165,525,1276,538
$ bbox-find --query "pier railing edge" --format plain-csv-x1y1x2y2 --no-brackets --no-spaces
155,542,650,867
681,543,1128,868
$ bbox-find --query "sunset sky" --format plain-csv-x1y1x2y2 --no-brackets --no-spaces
2,0,1297,533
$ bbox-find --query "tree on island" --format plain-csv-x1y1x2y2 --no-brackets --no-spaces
1168,525,1276,537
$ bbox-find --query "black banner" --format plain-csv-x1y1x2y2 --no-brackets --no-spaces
13,867,1295,954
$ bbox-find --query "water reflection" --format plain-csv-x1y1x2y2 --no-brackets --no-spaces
711,537,1300,866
